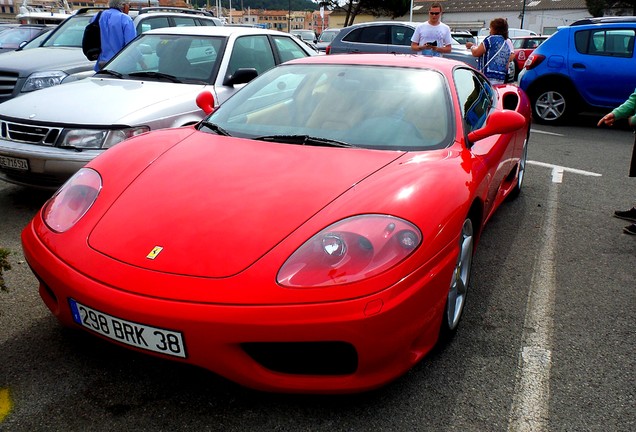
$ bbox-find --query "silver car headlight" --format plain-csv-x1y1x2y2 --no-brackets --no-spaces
22,71,68,92
60,127,150,149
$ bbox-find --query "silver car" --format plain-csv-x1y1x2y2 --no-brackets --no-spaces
0,26,316,189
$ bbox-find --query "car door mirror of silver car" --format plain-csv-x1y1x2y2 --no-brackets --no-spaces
223,68,259,86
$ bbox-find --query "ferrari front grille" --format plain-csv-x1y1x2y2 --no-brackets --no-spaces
242,341,358,375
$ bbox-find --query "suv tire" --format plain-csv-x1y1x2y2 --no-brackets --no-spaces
531,85,576,125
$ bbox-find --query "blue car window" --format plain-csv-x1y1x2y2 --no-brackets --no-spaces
575,28,635,58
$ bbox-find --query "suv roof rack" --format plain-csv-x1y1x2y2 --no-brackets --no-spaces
571,16,636,26
138,7,213,16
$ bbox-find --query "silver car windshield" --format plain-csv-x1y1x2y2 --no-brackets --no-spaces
106,34,224,83
206,63,453,151
42,15,90,47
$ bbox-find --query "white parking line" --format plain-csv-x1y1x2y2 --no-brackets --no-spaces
530,129,564,137
508,176,559,432
528,161,602,183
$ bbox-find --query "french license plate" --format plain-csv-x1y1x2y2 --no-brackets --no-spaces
0,155,28,171
68,299,186,358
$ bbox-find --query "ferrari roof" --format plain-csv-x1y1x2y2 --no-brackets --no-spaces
144,25,292,38
286,53,462,72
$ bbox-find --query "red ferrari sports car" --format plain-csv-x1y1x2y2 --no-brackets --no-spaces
22,54,531,393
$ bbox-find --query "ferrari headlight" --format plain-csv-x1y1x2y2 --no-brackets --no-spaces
43,168,102,233
60,127,150,149
277,215,422,287
22,71,68,92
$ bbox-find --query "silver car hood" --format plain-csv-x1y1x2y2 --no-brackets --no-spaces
0,47,92,75
0,78,210,126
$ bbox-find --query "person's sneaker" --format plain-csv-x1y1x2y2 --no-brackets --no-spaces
624,223,636,235
614,207,636,222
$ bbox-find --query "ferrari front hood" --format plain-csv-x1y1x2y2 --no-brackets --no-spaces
88,135,404,278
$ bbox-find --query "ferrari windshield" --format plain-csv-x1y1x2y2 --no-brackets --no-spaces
205,63,454,150
105,34,224,83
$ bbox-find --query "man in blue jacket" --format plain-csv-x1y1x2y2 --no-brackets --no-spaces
92,0,136,70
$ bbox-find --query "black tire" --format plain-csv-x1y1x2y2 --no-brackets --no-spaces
509,131,529,199
530,86,574,125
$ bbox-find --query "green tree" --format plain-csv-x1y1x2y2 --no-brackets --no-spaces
365,0,410,19
586,0,636,16
317,0,410,27
585,0,606,16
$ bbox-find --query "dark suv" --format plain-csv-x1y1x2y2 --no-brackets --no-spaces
326,21,479,69
0,7,219,104
519,16,636,124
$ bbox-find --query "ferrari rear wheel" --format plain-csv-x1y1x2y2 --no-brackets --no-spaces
441,218,474,337
509,133,528,199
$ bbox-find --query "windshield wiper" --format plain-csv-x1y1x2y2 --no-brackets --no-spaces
95,69,123,79
198,120,232,136
254,135,356,148
128,71,182,83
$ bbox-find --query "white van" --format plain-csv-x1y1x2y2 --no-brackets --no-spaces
476,27,537,44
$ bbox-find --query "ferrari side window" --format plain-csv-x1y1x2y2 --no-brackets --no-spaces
454,68,493,133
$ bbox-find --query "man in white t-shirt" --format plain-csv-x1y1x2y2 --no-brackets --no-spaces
410,2,452,57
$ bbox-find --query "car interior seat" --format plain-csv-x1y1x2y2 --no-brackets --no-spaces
157,38,192,77
305,77,365,130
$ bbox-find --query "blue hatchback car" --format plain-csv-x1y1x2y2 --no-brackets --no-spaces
519,16,636,124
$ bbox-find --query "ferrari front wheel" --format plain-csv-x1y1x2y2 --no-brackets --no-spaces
440,218,474,338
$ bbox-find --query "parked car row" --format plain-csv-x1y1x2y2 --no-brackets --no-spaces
1,13,634,190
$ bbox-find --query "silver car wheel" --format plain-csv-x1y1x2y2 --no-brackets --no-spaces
535,90,566,122
446,218,474,330
517,136,528,189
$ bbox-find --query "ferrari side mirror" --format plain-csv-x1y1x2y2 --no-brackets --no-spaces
467,110,526,143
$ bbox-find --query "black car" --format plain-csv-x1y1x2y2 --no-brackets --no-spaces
326,21,479,70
